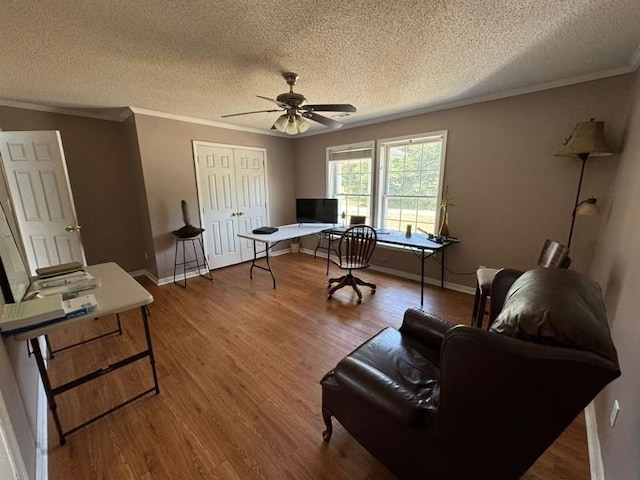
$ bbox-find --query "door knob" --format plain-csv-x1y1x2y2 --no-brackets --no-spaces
64,225,81,232
231,212,237,217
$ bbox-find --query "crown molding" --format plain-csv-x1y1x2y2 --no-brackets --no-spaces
0,98,123,122
2,47,638,137
128,107,287,137
296,63,638,138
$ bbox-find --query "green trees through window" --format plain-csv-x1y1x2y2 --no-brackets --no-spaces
327,133,447,233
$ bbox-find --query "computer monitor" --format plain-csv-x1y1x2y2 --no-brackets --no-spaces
295,198,338,224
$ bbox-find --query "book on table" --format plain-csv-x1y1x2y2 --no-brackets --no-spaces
0,294,65,332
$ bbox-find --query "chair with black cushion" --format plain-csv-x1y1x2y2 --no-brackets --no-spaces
472,239,570,328
321,269,620,479
327,225,377,304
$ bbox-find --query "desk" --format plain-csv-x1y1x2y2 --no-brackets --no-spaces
326,229,454,307
237,224,331,288
8,262,159,445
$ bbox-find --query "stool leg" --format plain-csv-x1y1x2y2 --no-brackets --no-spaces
196,235,213,281
476,286,489,329
180,239,187,288
471,282,481,326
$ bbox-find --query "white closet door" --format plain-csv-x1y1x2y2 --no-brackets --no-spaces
195,143,269,269
196,145,242,269
234,149,267,262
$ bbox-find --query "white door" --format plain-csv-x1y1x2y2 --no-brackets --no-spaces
234,149,267,261
194,143,268,269
0,131,86,275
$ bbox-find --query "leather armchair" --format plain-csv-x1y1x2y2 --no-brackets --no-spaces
320,269,620,479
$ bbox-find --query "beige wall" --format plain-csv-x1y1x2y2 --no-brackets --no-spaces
0,106,146,272
133,114,295,280
589,70,640,480
124,115,157,274
293,75,633,288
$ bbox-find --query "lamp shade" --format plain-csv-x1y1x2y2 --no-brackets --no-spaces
554,119,613,157
272,114,289,133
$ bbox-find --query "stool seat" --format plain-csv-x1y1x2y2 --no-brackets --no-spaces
476,268,499,288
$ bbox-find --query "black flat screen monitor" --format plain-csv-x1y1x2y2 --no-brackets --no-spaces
296,198,338,224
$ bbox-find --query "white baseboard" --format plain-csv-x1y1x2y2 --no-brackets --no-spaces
585,401,605,480
152,249,292,286
300,248,475,295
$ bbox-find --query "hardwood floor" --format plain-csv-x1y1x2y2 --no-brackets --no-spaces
46,254,589,479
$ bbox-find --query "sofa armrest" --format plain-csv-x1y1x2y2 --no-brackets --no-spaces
334,356,436,426
399,308,456,349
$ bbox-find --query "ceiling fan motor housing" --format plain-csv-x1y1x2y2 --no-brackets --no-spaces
276,92,306,109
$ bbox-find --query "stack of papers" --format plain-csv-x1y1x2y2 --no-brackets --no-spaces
0,293,100,334
32,271,100,297
0,294,64,332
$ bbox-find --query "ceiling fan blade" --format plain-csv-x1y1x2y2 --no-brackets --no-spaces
256,95,292,109
301,111,344,129
302,104,356,113
221,109,282,118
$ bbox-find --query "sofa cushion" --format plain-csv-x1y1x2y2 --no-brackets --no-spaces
333,328,440,426
490,269,617,362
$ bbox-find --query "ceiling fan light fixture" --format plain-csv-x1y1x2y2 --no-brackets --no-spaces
285,115,298,135
272,114,289,132
296,116,310,133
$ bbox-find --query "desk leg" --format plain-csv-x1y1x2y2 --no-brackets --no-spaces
249,240,257,280
142,306,160,395
30,338,66,445
440,249,445,288
248,240,276,289
326,243,330,275
420,250,426,307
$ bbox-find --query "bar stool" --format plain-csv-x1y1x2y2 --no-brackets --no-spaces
172,233,212,288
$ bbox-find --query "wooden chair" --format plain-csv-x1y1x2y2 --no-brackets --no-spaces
327,225,377,304
314,215,368,266
472,239,571,328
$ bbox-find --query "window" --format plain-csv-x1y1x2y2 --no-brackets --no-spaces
327,143,374,225
379,132,447,234
326,132,447,234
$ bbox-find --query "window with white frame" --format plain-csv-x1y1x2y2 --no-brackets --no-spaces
326,132,447,234
327,143,374,225
378,132,447,234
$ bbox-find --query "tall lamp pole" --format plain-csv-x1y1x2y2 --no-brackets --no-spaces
567,153,589,248
554,119,612,249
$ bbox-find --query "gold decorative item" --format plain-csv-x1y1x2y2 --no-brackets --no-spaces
438,185,453,236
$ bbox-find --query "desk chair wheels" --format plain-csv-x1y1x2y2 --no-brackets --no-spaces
328,274,376,304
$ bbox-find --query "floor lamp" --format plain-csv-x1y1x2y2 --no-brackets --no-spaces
554,119,612,248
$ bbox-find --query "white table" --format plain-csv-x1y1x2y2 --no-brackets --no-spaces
9,262,158,445
238,224,332,288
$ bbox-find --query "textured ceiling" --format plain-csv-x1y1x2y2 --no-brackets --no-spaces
2,0,640,134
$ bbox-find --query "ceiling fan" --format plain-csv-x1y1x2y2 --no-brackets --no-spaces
221,72,356,135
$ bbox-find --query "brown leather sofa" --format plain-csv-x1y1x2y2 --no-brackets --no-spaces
320,268,620,479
